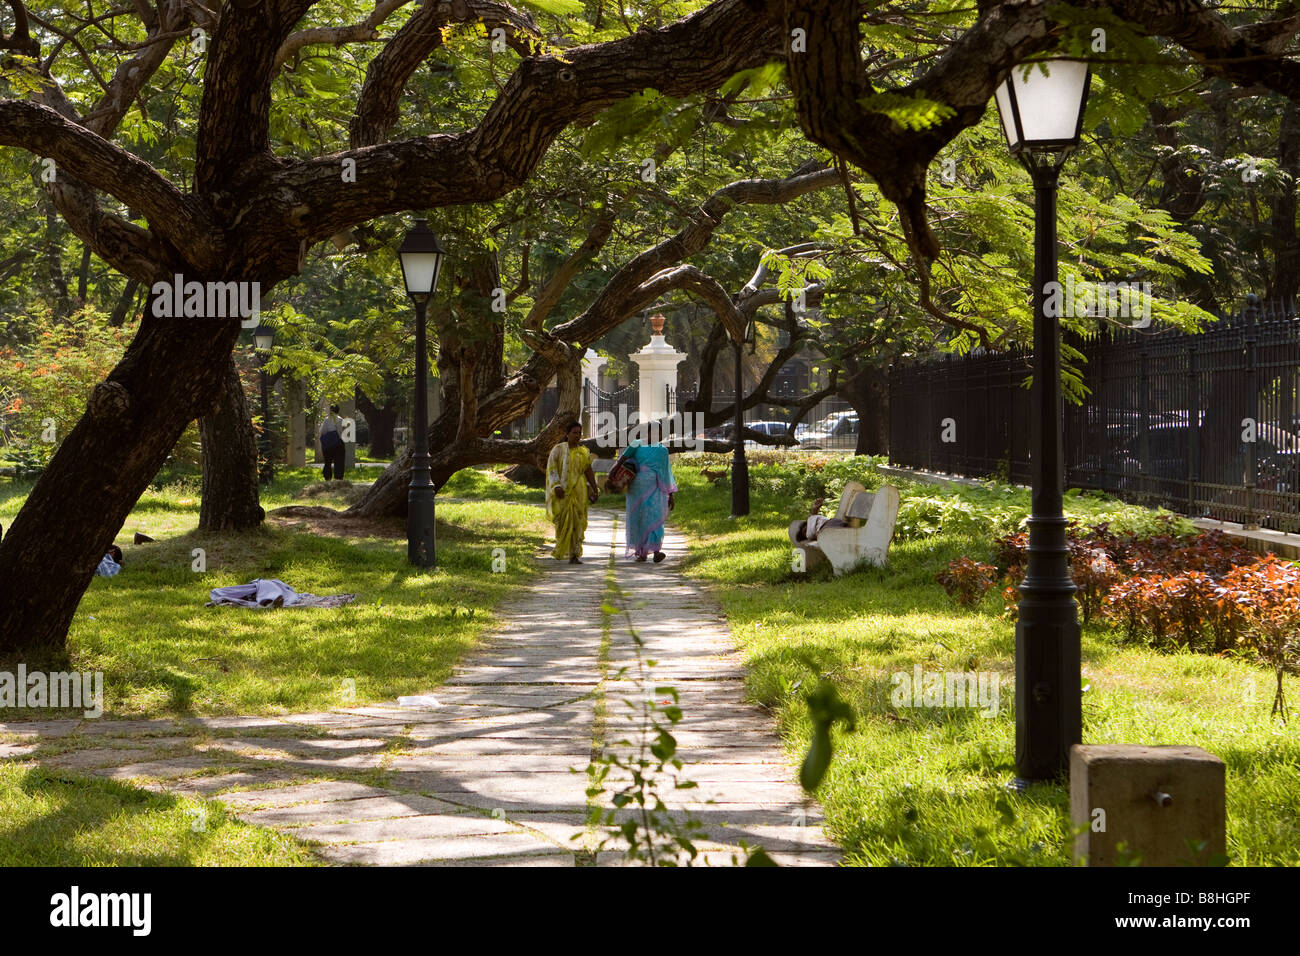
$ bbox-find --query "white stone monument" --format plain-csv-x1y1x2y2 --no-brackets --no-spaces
630,313,685,428
581,349,607,436
581,349,607,390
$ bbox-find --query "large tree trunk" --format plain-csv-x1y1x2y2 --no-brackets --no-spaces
1267,103,1300,303
354,386,398,459
840,357,890,456
0,290,243,655
198,358,265,532
287,378,308,467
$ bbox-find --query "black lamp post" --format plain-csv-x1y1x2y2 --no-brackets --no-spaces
253,322,274,485
730,318,755,518
398,219,447,568
994,58,1091,783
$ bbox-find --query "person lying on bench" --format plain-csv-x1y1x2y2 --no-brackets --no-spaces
792,497,862,542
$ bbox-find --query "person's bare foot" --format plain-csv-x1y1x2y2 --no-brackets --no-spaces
635,554,647,562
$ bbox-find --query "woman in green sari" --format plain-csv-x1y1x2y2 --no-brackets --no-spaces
545,421,599,564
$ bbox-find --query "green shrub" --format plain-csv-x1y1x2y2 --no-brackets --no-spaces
681,453,886,506
676,452,1193,544
0,308,129,469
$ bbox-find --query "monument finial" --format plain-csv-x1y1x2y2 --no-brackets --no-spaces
650,313,666,335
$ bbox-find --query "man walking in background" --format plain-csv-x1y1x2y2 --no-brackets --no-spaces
318,404,346,481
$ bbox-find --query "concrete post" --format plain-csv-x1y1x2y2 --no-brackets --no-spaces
630,314,685,436
582,349,607,437
1070,744,1226,866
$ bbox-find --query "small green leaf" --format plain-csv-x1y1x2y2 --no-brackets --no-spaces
857,91,956,131
745,846,780,867
995,796,1017,826
801,726,832,792
650,729,677,761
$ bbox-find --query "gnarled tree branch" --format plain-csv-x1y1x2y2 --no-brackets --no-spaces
274,0,407,70
0,100,223,272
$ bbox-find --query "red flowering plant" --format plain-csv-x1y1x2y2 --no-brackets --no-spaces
0,307,129,470
982,518,1288,711
1217,557,1300,722
1104,574,1178,645
1069,540,1126,625
1000,576,1021,622
989,520,1261,645
936,556,998,608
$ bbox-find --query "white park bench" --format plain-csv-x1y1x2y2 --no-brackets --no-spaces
789,481,901,576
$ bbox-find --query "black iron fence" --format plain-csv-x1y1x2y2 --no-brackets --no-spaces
505,385,560,439
580,380,640,440
889,346,1034,484
888,297,1300,532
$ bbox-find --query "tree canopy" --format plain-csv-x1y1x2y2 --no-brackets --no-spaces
3,0,1300,652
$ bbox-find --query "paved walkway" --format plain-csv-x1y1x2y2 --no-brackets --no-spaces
0,511,837,866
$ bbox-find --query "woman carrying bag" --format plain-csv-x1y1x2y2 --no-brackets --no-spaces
610,439,676,563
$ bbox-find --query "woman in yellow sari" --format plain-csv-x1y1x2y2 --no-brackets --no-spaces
545,420,599,563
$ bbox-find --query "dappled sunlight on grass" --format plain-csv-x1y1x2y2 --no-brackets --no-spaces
0,763,314,867
442,466,546,504
4,471,549,717
669,461,1300,866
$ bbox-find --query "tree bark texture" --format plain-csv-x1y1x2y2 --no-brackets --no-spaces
0,290,243,652
198,358,265,532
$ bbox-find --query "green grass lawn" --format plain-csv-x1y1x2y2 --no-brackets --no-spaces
5,455,1296,867
0,466,548,717
668,456,1300,866
0,762,315,866
0,464,547,866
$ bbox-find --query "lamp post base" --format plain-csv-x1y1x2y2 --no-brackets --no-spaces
730,454,749,518
407,488,436,568
1013,610,1082,781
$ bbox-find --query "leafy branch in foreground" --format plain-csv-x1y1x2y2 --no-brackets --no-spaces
800,681,855,794
584,585,772,866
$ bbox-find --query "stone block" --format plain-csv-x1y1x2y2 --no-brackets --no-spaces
1070,744,1225,866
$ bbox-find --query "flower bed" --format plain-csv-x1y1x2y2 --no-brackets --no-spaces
941,522,1297,720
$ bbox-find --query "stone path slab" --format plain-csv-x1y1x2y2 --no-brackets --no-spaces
0,509,837,866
